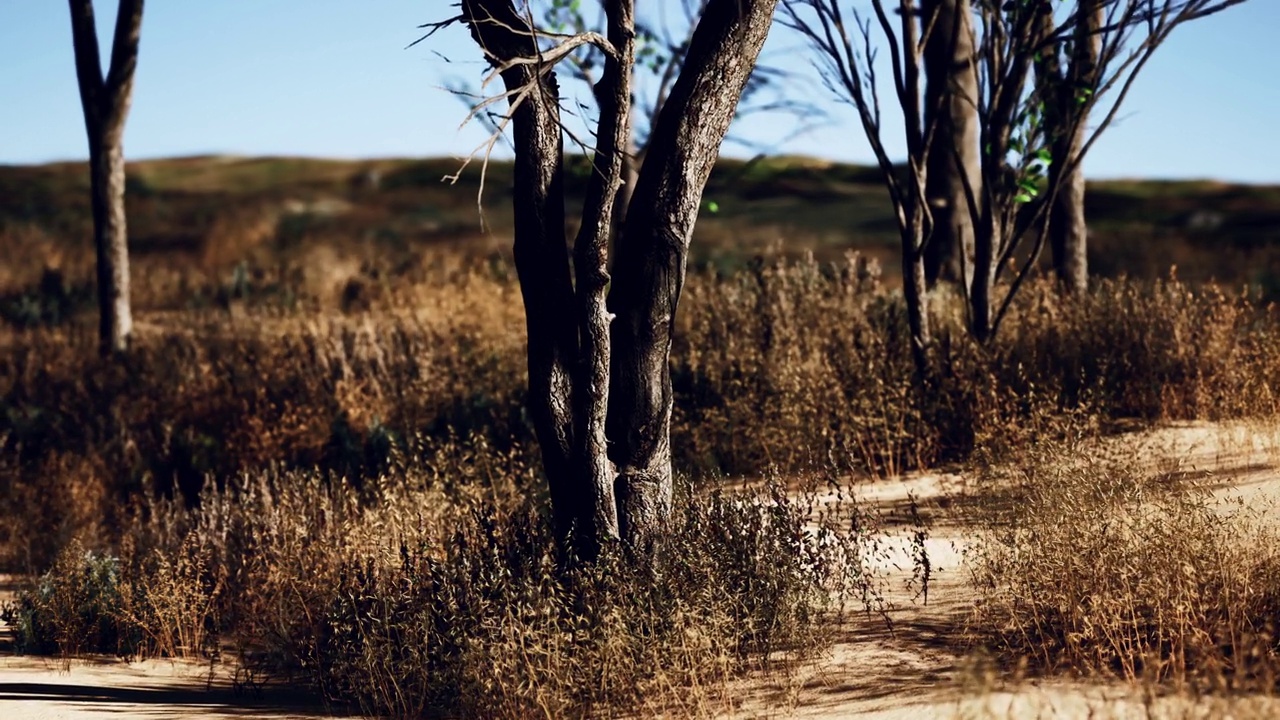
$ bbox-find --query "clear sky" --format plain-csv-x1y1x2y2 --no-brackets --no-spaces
1,1,1276,182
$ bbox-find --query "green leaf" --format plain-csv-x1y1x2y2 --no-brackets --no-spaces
706,200,720,214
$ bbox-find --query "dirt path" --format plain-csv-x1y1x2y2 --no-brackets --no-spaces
732,420,1280,719
0,596,356,720
4,420,1280,719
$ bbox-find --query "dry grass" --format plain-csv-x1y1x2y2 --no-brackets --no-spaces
966,438,1280,692
2,464,914,719
5,189,1280,715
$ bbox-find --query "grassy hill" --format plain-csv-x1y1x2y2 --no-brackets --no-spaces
2,154,1279,313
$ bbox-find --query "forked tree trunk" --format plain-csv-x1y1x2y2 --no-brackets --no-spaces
463,0,779,557
922,0,981,288
69,0,143,357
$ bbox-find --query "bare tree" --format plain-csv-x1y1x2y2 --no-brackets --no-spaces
68,0,143,356
977,0,1249,317
440,0,779,557
778,0,937,377
784,0,1248,348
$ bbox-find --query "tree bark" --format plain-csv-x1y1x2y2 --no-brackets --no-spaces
69,0,143,357
1049,144,1088,293
922,0,980,288
970,212,997,343
608,0,779,551
902,200,932,381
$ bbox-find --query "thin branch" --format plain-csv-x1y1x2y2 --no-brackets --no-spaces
409,14,465,49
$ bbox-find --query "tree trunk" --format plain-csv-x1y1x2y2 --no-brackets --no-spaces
69,0,143,357
970,213,997,343
571,0,636,554
902,203,932,381
1049,140,1088,293
89,135,133,356
607,0,779,551
460,0,583,545
922,0,980,288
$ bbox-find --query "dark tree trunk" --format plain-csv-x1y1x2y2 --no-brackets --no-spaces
464,0,777,557
69,0,143,357
460,0,582,545
922,0,980,288
609,0,779,551
970,213,997,343
902,200,932,381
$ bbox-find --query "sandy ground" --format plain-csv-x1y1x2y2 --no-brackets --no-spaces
0,659,359,720
4,420,1280,719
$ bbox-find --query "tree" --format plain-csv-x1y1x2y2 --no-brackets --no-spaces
439,0,779,558
68,0,144,356
779,0,937,377
922,0,981,287
1005,0,1249,306
1035,0,1100,293
783,0,1248,351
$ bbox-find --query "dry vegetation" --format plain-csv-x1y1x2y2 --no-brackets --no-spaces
4,157,1280,717
967,438,1280,690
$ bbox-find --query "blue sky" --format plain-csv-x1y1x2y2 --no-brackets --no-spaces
1,1,1276,182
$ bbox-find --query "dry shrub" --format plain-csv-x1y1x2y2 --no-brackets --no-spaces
2,459,903,719
0,539,130,657
675,252,934,477
0,453,114,571
305,473,895,718
115,533,222,659
967,438,1280,690
993,274,1280,421
676,257,1280,477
